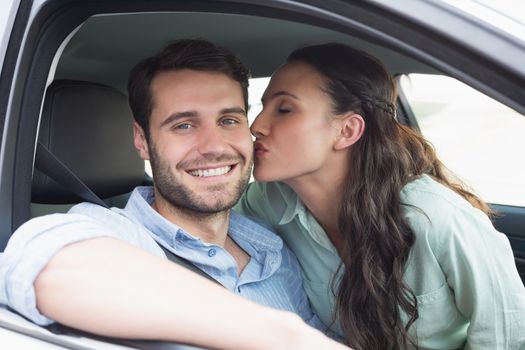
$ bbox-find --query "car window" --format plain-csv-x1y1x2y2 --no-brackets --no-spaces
399,73,525,207
248,77,271,124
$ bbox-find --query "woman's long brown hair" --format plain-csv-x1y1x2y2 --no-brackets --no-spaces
287,43,490,349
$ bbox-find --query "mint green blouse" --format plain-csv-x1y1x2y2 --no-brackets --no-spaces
235,175,525,349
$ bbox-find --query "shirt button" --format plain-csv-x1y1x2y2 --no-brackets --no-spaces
208,248,216,257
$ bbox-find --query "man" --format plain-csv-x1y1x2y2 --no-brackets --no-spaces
0,39,347,350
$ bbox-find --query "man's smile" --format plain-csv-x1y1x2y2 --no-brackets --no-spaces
187,164,236,177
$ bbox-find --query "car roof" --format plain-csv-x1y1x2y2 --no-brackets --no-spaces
54,12,437,93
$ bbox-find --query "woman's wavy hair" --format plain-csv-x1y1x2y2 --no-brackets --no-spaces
287,43,491,349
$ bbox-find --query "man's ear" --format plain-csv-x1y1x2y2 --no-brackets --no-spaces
133,122,150,160
333,113,365,150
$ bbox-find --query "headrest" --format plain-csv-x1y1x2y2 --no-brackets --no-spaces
32,80,145,204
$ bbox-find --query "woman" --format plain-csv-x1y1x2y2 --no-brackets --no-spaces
235,43,525,349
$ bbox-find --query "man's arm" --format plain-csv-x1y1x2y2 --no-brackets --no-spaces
35,237,349,350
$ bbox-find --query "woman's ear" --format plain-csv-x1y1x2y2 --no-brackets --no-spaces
133,122,150,160
333,113,365,150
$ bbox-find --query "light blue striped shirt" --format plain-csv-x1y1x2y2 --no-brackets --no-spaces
0,187,325,331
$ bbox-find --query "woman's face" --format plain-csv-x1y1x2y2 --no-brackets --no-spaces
251,61,341,183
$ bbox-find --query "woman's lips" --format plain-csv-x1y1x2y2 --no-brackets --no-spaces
254,141,268,157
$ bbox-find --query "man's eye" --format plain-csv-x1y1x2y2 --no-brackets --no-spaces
175,123,192,130
221,118,239,125
278,108,291,114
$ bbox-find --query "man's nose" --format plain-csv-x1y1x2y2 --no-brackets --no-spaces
197,125,228,155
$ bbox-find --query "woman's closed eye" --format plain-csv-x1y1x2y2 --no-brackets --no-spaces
277,104,293,114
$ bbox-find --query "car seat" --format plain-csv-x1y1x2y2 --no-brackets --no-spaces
31,80,146,216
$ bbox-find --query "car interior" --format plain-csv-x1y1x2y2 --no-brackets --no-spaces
0,1,524,348
26,9,524,279
29,12,435,217
31,79,145,214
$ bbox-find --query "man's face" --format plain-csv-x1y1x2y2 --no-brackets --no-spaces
134,69,253,215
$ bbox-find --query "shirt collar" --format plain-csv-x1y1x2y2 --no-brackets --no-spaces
229,211,283,253
229,211,283,278
273,182,337,252
123,187,187,247
277,182,306,225
124,186,283,260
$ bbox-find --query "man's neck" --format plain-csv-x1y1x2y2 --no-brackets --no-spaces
151,193,250,275
152,198,230,247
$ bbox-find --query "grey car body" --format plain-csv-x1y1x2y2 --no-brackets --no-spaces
0,0,524,348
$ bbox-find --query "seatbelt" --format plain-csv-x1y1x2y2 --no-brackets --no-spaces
158,244,221,284
34,142,221,286
35,142,109,208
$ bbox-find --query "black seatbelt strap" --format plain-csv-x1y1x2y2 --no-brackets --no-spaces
35,142,222,286
158,244,221,285
35,142,109,208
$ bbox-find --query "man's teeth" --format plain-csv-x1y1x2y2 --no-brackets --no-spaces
189,166,232,177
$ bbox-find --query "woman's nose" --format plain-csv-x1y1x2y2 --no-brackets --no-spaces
250,111,269,138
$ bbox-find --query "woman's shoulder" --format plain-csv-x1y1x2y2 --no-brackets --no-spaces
400,174,480,219
400,174,497,249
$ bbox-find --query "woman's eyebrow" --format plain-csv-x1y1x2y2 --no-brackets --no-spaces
261,91,299,103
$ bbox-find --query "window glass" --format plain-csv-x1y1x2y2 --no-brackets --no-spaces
248,77,270,124
399,74,525,206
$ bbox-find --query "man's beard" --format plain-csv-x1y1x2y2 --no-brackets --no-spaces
148,142,252,216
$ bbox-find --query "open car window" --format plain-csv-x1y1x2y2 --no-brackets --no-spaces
399,73,525,207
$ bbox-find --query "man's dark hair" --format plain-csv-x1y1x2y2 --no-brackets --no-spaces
128,38,250,140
